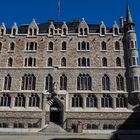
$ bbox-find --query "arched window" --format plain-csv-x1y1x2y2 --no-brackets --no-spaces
101,94,112,108
87,124,98,130
10,42,15,51
78,58,81,66
8,57,13,67
86,95,97,107
133,77,139,91
103,124,114,129
115,41,120,50
80,28,83,35
1,29,4,36
116,74,124,90
48,42,53,50
78,42,81,50
62,42,67,50
78,42,89,50
25,57,36,67
0,42,2,51
60,74,67,90
102,57,107,66
87,42,90,50
0,123,8,128
50,28,54,35
101,41,106,50
130,41,135,48
34,42,37,50
29,94,40,107
26,42,37,50
28,57,33,66
63,28,66,35
77,74,92,90
82,57,86,66
0,93,11,107
82,41,86,50
87,58,90,66
84,28,88,35
101,28,105,35
102,74,110,90
116,57,121,66
45,74,53,91
72,95,83,107
21,74,36,90
15,93,25,107
116,94,127,108
30,42,34,50
29,28,33,35
114,28,118,35
34,28,37,35
4,74,12,90
61,57,66,67
13,28,16,36
14,123,24,128
78,58,90,67
48,57,53,67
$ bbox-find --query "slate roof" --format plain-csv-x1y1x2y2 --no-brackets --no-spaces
5,19,121,34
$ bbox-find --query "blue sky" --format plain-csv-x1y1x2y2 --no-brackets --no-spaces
0,0,139,47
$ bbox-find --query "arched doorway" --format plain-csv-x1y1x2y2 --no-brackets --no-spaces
50,100,63,125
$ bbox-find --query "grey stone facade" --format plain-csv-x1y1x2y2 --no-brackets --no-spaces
0,4,140,132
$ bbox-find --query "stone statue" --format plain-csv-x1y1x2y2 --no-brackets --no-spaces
49,82,57,98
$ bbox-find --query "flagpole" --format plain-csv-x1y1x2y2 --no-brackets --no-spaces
58,0,60,17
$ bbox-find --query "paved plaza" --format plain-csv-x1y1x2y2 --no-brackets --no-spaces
0,133,139,140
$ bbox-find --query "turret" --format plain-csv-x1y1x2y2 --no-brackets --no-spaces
124,2,140,103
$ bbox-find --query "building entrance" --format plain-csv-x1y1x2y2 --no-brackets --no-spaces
50,101,63,125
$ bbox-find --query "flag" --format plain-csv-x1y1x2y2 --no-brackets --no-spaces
58,0,60,16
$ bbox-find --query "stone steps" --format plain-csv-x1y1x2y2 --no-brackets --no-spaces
40,122,67,134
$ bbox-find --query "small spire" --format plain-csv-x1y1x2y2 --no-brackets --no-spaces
126,1,133,23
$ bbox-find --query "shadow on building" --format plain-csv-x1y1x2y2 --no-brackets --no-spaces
50,139,98,140
111,95,140,140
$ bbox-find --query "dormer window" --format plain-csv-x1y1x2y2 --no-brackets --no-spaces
101,28,105,35
114,28,118,35
63,28,66,35
11,23,18,36
100,21,106,36
84,28,88,35
13,29,16,36
50,28,54,35
0,23,6,36
78,18,89,36
1,29,4,36
62,22,68,36
29,28,33,35
80,28,83,35
113,21,119,36
28,19,39,36
34,29,37,35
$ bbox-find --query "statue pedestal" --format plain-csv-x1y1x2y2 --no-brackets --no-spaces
77,121,83,133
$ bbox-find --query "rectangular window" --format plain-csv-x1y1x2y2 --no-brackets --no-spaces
134,77,139,91
132,58,136,65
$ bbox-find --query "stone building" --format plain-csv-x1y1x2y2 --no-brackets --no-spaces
0,3,139,132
